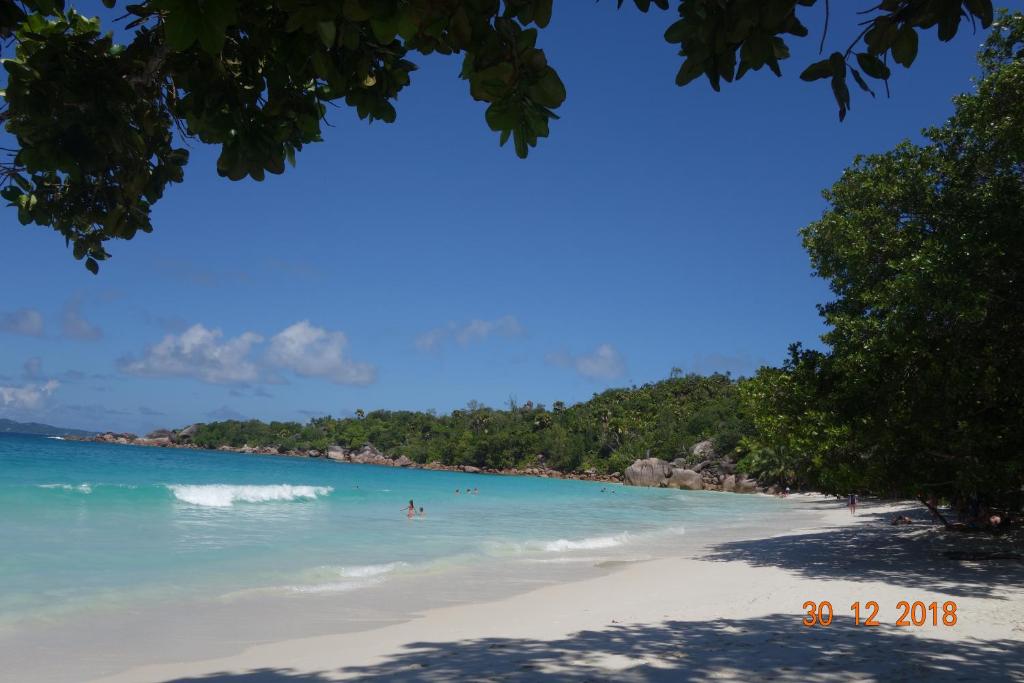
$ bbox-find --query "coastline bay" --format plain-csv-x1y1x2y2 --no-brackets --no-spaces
1,433,813,682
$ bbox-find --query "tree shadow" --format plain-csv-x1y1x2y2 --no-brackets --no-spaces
700,503,1024,599
163,615,1023,682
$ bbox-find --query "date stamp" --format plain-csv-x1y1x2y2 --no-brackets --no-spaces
801,600,958,627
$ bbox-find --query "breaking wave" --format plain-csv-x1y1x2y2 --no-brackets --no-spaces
167,484,333,508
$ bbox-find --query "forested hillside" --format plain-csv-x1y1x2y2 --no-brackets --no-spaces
191,373,751,474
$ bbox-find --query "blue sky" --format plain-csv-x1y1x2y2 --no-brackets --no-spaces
2,2,1018,433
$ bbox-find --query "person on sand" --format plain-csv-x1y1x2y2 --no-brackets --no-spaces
848,493,858,515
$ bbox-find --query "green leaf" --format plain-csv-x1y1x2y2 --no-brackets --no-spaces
855,52,890,80
317,21,336,49
800,59,831,82
850,68,874,97
163,8,198,50
371,17,398,44
664,19,687,43
527,70,565,108
892,26,918,68
965,0,994,27
85,257,99,274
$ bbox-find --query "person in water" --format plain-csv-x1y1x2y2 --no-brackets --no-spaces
406,499,415,518
472,487,478,495
455,489,460,494
418,506,425,517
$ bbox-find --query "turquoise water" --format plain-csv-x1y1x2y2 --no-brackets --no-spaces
1,433,791,630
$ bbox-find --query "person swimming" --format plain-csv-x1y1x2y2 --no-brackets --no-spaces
418,506,425,517
472,487,478,495
455,488,460,494
406,499,415,518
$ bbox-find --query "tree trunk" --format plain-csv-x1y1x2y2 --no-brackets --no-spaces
920,496,952,529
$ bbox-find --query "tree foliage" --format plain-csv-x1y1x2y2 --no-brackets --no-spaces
0,0,994,270
190,372,752,473
739,12,1024,510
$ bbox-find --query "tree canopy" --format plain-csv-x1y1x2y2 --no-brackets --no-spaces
738,11,1024,512
189,372,752,473
0,0,995,271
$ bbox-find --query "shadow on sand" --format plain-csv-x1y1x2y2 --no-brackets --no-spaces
702,502,1024,600
162,500,1023,682
163,614,1023,682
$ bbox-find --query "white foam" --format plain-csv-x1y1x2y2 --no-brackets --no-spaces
167,484,333,508
38,483,91,493
335,562,406,578
288,562,406,594
543,534,629,552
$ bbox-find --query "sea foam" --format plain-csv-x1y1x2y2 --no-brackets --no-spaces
287,562,407,594
542,534,629,552
167,484,333,508
38,483,92,493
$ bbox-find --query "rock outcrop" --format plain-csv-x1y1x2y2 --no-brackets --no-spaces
623,458,674,487
665,468,703,490
622,443,763,495
175,424,200,442
691,440,717,461
734,475,759,494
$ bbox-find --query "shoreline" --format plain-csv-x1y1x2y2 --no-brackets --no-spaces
84,495,1024,683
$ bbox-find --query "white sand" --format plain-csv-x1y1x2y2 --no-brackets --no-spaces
88,496,1024,682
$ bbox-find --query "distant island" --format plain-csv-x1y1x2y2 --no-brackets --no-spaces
0,418,97,438
68,373,761,492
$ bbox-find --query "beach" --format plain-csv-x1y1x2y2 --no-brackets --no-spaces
85,496,1023,682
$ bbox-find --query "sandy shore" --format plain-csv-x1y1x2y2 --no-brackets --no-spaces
86,496,1023,682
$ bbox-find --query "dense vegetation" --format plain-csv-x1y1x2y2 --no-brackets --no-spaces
737,12,1024,516
0,0,994,271
191,372,751,473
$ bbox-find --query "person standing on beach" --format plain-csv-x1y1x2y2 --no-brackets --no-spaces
848,493,858,515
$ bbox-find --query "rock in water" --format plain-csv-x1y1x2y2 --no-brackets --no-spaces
623,458,674,487
665,468,703,490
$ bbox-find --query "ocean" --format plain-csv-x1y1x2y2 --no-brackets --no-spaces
0,432,808,681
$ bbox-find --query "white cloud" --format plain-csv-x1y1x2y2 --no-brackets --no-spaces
0,380,60,410
547,343,626,380
119,324,263,384
416,315,524,351
0,308,44,337
61,296,102,340
266,321,376,386
414,327,449,352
